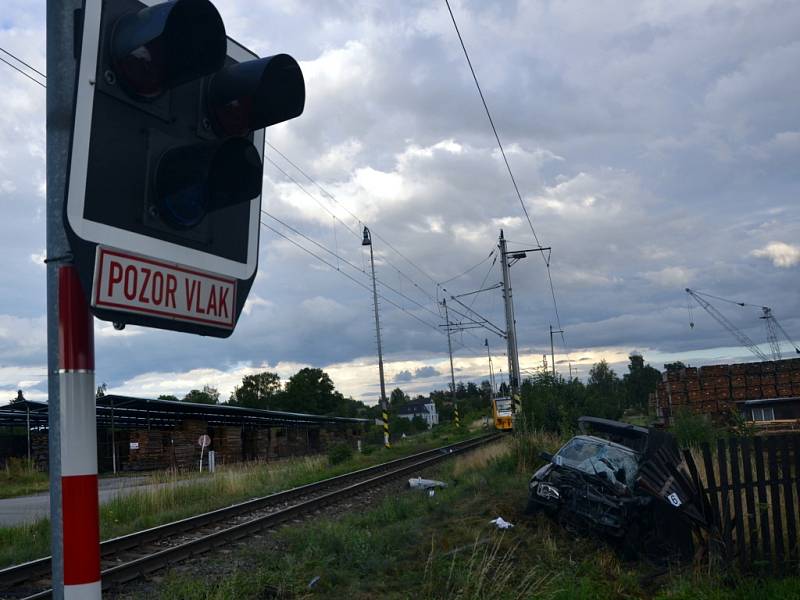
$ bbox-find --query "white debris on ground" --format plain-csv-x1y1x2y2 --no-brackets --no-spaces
408,477,448,490
490,517,514,529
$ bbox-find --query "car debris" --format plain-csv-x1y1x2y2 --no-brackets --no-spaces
525,416,709,561
408,477,448,490
490,516,514,529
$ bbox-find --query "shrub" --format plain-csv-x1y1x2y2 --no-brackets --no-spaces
671,410,720,448
327,443,353,465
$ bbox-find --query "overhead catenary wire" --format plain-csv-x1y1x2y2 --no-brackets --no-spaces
0,54,46,88
261,209,443,322
260,219,450,338
265,141,442,293
0,47,46,78
443,0,573,374
0,43,494,370
263,218,483,356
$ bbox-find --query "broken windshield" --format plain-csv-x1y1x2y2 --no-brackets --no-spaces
553,436,639,488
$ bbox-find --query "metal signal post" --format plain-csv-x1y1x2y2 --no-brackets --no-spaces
49,0,306,595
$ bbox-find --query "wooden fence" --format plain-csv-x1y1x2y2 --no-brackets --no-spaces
691,434,800,571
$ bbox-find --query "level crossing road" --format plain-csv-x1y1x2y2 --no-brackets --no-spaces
0,476,190,526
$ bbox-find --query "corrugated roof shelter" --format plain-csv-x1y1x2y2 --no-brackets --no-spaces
0,395,369,472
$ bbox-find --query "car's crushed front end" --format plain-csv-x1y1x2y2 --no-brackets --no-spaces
526,417,709,560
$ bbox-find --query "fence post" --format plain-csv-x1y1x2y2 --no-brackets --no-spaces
767,437,785,570
752,436,771,561
728,437,746,566
740,437,759,561
716,438,732,556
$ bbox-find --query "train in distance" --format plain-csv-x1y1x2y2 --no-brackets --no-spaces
492,396,514,431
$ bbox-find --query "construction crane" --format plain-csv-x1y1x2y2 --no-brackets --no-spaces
685,288,800,361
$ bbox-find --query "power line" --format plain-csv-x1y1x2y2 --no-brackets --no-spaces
0,55,45,88
0,43,490,363
265,141,443,303
263,218,481,355
443,0,573,373
260,219,449,337
0,47,46,78
438,248,495,285
261,209,444,322
443,0,542,250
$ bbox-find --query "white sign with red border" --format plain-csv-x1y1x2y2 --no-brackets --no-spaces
92,246,237,330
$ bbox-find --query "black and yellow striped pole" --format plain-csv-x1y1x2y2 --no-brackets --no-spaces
454,403,460,428
382,407,390,448
364,227,390,448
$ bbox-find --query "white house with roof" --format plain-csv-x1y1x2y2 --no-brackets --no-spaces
396,399,439,427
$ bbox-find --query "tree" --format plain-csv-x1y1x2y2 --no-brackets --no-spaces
623,354,661,412
183,385,220,405
283,368,339,414
229,372,282,409
664,361,687,372
96,383,107,398
390,387,408,407
586,360,622,419
158,394,179,402
11,390,25,404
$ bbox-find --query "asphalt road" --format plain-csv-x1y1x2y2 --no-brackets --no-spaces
0,476,181,526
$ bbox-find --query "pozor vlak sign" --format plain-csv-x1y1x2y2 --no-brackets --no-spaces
65,0,305,337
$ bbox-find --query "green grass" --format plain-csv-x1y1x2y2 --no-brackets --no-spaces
147,431,800,600
0,427,479,569
0,458,49,500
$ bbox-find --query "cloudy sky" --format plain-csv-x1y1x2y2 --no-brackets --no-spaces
1,0,798,405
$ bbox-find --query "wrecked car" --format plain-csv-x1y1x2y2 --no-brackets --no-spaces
526,417,708,560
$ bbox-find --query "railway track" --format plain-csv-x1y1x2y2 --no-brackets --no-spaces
0,433,501,599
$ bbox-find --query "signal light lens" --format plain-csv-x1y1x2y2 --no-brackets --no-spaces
209,54,305,137
112,0,226,99
156,138,263,230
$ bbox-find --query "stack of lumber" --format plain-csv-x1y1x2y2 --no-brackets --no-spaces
170,419,208,470
126,430,168,471
31,431,49,470
211,426,241,464
653,358,800,419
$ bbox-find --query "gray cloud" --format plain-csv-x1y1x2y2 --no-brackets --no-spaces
1,1,799,402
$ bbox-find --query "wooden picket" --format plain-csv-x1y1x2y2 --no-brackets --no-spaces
694,433,800,571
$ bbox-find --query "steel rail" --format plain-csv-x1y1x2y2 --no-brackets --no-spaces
1,434,500,598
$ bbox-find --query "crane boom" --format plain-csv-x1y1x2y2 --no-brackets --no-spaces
760,306,800,358
685,288,770,361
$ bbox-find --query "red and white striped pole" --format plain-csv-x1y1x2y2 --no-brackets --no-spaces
58,266,101,599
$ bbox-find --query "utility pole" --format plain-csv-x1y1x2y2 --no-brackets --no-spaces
498,230,551,414
363,227,390,447
498,230,521,410
442,298,459,427
549,324,564,379
484,338,495,398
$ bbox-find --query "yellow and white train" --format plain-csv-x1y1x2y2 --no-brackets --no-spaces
492,396,514,431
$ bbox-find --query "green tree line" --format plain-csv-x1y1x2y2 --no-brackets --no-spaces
158,368,372,418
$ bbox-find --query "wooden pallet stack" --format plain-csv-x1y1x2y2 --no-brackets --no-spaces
654,358,800,420
170,419,208,470
211,426,241,464
127,430,168,471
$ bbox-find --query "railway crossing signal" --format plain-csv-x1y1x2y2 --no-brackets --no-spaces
65,0,305,337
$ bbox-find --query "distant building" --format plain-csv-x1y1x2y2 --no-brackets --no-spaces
396,399,439,427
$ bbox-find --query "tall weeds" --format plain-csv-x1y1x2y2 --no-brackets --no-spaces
423,533,551,600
